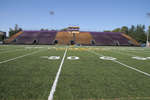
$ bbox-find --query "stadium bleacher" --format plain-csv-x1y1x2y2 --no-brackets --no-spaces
16,31,40,44
90,32,133,46
5,31,23,44
55,31,73,45
107,32,130,45
37,31,57,44
14,31,57,44
76,32,93,45
6,30,139,46
122,33,140,46
90,32,114,45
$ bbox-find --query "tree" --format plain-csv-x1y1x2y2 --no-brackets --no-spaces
60,28,68,31
135,24,146,43
127,25,146,43
128,25,136,39
40,28,48,31
103,30,111,32
120,26,128,34
111,25,147,44
148,26,150,40
128,25,135,34
112,28,121,32
146,13,150,42
9,24,22,37
148,26,150,32
15,24,19,31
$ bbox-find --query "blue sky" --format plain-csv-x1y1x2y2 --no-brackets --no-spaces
0,0,150,35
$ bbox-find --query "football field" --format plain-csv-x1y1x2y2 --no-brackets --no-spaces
0,45,150,100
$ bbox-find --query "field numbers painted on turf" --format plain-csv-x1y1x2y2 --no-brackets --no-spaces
67,56,80,60
41,56,150,61
132,56,150,60
41,56,60,60
41,56,80,60
132,57,147,60
100,56,117,60
48,56,60,60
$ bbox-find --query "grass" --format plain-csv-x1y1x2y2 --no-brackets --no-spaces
0,45,150,100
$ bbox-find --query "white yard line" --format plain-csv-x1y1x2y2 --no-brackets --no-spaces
126,50,150,55
0,49,26,54
0,50,44,64
110,50,137,57
111,50,150,57
48,47,68,100
88,50,150,77
113,60,150,77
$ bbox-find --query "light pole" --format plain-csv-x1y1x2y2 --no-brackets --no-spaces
146,13,150,47
146,31,149,47
49,11,55,30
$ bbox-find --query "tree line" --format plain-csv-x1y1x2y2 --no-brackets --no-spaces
9,24,22,37
104,25,150,43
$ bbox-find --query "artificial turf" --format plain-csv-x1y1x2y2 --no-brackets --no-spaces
0,45,150,100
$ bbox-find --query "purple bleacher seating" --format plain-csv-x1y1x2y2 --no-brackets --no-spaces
16,31,57,44
15,30,130,45
16,31,39,44
37,31,57,44
90,32,130,46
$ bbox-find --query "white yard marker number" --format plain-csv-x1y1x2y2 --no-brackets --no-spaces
100,56,116,60
132,56,150,60
67,56,80,60
132,56,147,60
48,56,60,60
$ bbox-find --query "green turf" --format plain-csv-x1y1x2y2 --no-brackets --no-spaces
0,45,150,100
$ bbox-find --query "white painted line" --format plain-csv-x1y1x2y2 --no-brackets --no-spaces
113,60,150,77
116,49,150,56
114,50,136,57
88,50,150,77
48,48,68,100
128,49,150,53
0,49,26,54
89,50,103,56
0,50,43,64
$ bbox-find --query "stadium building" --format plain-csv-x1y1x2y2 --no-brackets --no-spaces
0,31,6,44
5,27,139,46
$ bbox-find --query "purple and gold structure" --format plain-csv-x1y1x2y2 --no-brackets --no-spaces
5,27,139,46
